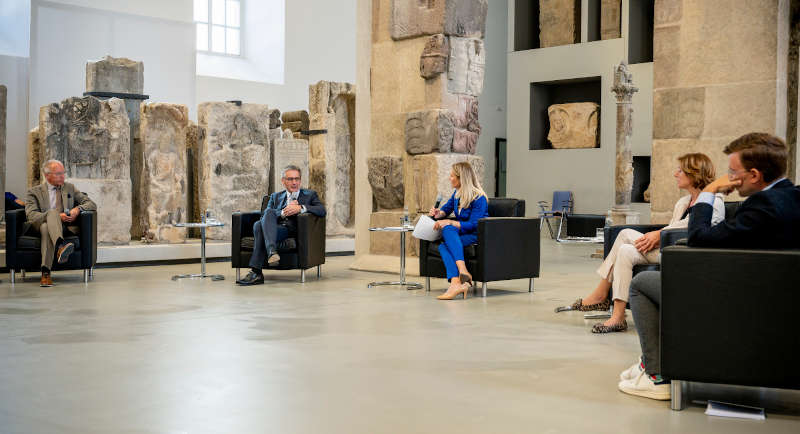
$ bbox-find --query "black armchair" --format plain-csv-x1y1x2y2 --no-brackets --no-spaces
660,245,800,410
5,208,97,283
419,198,540,297
231,196,326,282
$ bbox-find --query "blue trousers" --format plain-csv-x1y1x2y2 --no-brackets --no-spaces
438,225,478,280
249,209,291,270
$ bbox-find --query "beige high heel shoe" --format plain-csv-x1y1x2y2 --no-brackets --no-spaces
437,282,471,300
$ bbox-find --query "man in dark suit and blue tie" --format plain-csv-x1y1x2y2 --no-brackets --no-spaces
236,165,326,285
619,133,800,401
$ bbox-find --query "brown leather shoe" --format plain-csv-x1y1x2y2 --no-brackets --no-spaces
40,273,54,287
57,242,74,264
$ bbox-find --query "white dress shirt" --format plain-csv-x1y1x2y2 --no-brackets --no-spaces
280,191,307,217
47,182,62,211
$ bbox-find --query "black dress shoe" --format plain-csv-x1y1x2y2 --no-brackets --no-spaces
237,271,264,286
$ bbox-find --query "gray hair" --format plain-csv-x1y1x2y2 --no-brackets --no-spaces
42,159,65,175
282,165,302,178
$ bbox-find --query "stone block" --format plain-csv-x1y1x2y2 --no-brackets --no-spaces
452,95,481,134
405,109,454,154
72,178,133,245
404,153,484,214
85,55,144,94
447,37,485,96
268,109,282,129
420,34,449,79
390,0,446,40
369,210,419,256
134,103,189,243
703,81,778,138
546,103,599,149
601,0,621,40
652,87,705,140
368,156,404,210
540,0,580,48
273,138,310,192
653,25,681,89
28,127,41,187
443,0,487,38
452,128,478,154
370,113,407,156
197,102,272,240
281,111,309,130
38,96,130,180
679,0,779,87
655,0,682,26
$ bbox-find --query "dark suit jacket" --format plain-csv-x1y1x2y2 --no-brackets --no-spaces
688,179,800,248
264,188,326,233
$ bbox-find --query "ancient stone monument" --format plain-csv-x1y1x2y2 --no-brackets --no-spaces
134,103,189,243
37,96,132,244
610,61,638,223
365,0,489,259
539,0,580,48
308,80,356,236
86,55,144,94
547,102,600,149
196,102,271,240
601,0,622,40
27,127,41,187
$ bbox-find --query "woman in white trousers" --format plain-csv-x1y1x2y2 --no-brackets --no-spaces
557,153,726,333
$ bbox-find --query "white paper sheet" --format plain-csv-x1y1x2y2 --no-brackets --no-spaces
412,215,442,241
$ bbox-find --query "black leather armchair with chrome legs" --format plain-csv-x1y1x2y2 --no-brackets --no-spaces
5,209,97,284
418,198,540,297
660,245,800,410
230,196,326,283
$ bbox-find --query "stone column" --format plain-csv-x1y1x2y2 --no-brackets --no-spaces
650,0,790,222
610,61,638,223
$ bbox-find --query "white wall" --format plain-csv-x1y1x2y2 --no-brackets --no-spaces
477,0,508,197
41,0,192,23
196,0,357,112
29,0,196,127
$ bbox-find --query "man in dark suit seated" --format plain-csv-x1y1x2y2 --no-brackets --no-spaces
236,165,326,286
619,133,800,400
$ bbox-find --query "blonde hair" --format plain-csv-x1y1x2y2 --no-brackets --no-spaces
677,153,715,189
452,162,487,211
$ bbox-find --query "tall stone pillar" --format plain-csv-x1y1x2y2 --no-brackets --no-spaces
610,61,638,223
358,0,488,267
650,0,790,222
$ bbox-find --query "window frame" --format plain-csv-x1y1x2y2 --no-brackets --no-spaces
195,0,243,57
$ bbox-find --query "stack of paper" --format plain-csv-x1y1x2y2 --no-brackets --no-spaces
705,400,765,420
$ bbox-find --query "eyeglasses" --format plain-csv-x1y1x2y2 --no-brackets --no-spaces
49,171,66,176
284,177,301,182
727,168,750,178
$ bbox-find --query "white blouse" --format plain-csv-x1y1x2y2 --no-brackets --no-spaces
663,193,726,230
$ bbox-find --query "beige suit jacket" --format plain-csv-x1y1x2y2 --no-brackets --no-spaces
24,182,97,230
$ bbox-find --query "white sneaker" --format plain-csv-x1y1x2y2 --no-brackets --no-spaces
620,356,644,381
618,371,671,401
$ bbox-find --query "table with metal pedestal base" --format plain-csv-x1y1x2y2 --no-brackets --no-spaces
367,225,423,290
170,221,225,281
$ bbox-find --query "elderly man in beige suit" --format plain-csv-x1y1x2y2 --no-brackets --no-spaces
25,160,97,287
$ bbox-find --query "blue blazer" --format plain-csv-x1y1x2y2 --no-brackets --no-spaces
264,188,326,218
439,191,489,235
688,179,800,248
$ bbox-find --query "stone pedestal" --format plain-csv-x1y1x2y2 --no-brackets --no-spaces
611,61,638,212
196,102,271,240
134,103,189,243
37,96,132,244
308,80,356,236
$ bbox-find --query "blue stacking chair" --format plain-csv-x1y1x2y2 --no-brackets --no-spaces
537,191,573,239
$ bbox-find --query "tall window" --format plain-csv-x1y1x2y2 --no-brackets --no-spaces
195,0,241,56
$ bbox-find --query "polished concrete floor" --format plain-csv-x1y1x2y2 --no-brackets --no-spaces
1,241,798,433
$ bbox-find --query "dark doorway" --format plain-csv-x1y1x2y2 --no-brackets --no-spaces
495,138,507,197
